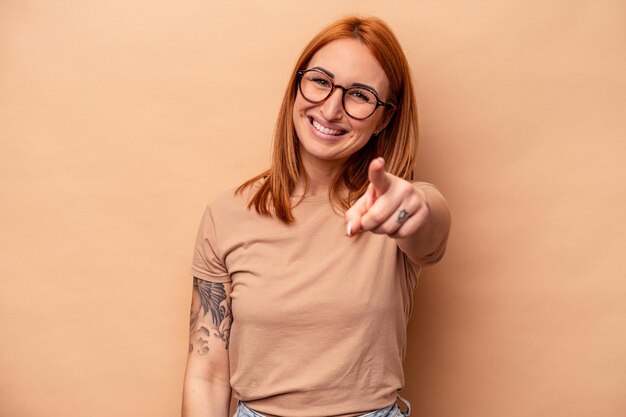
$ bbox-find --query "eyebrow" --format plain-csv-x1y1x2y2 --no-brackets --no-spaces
309,66,335,78
308,66,381,97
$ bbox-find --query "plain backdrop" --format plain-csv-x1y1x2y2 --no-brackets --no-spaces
1,1,625,416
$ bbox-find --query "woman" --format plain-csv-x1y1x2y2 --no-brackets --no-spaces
182,16,450,417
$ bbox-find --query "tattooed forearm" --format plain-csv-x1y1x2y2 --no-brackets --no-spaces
194,327,211,355
190,277,232,351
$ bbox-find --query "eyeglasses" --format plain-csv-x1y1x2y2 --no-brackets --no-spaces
296,69,396,120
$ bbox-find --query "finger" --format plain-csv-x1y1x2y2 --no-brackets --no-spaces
345,188,372,236
388,208,428,239
368,157,391,196
364,182,424,235
371,206,413,236
360,193,401,232
364,182,376,211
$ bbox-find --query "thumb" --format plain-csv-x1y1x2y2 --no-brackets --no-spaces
369,157,391,197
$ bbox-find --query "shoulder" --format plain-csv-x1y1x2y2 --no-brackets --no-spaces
204,179,264,222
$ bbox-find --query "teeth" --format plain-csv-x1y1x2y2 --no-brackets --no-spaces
312,119,343,136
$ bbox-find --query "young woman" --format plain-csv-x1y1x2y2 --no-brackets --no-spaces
182,16,451,417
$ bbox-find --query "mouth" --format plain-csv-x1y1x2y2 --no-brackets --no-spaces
309,117,347,137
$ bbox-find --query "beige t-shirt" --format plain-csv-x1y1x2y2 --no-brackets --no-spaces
191,186,420,417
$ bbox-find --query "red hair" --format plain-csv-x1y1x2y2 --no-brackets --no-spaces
238,16,418,222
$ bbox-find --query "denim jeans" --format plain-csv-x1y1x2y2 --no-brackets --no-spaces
233,393,411,417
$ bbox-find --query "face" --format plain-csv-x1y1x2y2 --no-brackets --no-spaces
292,38,391,172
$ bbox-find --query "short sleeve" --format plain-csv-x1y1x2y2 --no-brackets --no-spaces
190,205,231,283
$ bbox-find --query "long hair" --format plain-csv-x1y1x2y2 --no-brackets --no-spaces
237,16,418,222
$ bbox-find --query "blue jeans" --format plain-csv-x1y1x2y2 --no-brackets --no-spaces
233,393,411,417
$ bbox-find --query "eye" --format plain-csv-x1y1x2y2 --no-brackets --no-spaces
309,76,331,88
347,88,375,103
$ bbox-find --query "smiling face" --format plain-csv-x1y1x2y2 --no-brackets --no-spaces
292,38,392,176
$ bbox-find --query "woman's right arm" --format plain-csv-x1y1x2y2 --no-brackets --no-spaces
182,277,233,417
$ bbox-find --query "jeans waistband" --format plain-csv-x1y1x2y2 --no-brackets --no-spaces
234,392,411,417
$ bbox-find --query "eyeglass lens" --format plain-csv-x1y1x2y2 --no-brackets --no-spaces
299,70,378,119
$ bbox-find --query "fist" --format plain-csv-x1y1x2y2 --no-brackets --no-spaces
345,157,430,239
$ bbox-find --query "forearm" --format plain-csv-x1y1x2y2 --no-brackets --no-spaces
182,278,233,417
396,182,450,265
182,374,231,417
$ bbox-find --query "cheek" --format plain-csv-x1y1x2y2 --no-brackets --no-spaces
292,97,311,139
364,113,386,135
293,93,310,116
292,101,305,127
353,119,378,138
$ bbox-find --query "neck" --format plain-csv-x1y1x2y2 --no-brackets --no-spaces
295,154,343,197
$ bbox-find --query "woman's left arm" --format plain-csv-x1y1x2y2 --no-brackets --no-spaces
345,157,451,266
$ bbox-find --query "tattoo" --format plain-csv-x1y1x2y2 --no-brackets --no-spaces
190,278,233,350
195,327,211,355
397,208,409,224
189,306,198,332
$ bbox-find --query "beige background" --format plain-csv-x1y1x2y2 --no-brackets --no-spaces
1,1,625,416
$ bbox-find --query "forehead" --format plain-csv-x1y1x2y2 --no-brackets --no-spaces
307,38,389,97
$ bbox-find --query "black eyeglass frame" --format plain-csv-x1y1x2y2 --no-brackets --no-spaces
296,69,396,120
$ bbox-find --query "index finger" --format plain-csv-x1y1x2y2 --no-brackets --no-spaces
369,157,391,196
344,183,374,236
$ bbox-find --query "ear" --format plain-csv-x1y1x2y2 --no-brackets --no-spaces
374,108,394,136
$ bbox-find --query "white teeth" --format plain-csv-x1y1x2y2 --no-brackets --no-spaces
312,119,343,136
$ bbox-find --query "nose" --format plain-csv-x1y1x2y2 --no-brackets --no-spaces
319,87,344,121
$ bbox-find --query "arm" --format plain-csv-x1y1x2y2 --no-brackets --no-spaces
182,277,233,417
394,182,450,265
345,157,451,266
